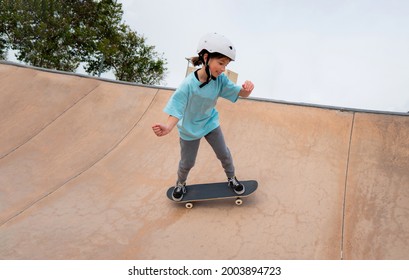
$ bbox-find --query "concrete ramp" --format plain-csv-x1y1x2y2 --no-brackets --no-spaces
0,62,408,259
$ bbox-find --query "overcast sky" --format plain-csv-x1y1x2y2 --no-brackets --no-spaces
112,0,409,113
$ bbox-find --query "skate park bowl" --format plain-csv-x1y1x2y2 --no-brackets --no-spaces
0,61,408,259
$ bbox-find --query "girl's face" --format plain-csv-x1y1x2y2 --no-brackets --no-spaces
208,56,231,77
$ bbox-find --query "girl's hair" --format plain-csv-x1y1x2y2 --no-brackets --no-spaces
190,52,229,67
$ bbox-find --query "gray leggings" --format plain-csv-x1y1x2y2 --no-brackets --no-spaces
177,126,235,183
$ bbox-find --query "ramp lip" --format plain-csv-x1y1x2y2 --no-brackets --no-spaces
0,60,176,91
244,96,409,117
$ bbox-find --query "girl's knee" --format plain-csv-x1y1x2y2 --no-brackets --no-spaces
180,159,196,171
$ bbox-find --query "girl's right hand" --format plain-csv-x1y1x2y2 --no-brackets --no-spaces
152,123,170,137
152,115,179,137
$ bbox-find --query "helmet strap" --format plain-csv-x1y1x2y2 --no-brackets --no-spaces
199,54,216,88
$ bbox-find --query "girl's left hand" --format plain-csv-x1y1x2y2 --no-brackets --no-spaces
239,80,254,97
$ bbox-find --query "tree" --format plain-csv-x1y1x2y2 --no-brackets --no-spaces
1,0,83,71
0,0,167,85
111,26,166,84
0,35,6,60
0,17,5,60
0,0,16,60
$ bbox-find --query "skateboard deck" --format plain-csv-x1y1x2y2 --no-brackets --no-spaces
166,180,258,208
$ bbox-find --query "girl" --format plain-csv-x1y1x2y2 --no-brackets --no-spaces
152,32,254,201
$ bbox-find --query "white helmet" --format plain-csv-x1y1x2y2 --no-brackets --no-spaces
196,32,236,61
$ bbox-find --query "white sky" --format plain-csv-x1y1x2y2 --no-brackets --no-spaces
114,0,409,113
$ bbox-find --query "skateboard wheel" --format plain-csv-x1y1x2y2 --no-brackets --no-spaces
185,202,193,209
235,199,243,206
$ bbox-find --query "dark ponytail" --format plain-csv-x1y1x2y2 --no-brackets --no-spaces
190,56,202,66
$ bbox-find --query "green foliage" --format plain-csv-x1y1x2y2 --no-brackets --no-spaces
111,26,167,85
0,0,167,84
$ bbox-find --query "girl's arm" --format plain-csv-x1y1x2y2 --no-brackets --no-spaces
238,80,254,98
152,115,179,137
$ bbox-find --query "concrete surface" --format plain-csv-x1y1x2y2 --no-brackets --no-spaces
0,61,408,259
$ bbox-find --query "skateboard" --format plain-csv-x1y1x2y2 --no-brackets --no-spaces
166,180,258,208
